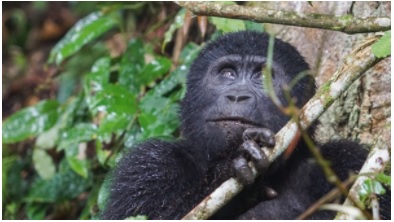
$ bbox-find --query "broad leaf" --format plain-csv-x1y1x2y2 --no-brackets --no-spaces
48,11,119,65
372,31,391,58
146,43,200,98
359,178,386,202
26,160,91,203
119,38,145,93
32,149,56,179
89,84,137,142
3,100,60,143
58,123,97,150
138,57,171,86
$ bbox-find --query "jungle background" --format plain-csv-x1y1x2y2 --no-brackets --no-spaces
2,1,391,220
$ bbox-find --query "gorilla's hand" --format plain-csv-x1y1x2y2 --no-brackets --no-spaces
233,128,275,185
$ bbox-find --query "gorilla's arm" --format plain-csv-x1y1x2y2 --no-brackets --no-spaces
101,140,208,220
239,140,369,219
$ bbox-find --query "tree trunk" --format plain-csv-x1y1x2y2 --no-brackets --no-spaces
250,1,391,149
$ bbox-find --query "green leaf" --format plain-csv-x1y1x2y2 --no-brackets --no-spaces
26,202,47,220
56,42,108,103
57,123,95,177
359,178,386,202
48,11,119,65
375,173,391,186
35,125,59,149
146,43,200,98
84,56,112,110
57,92,86,130
84,57,112,93
138,96,180,138
32,149,56,179
2,155,18,200
3,100,60,143
244,20,264,32
210,17,246,33
89,84,137,142
119,38,145,93
372,31,391,58
95,140,106,165
67,156,89,178
138,57,171,86
97,178,111,211
58,123,97,151
26,160,91,203
162,8,186,52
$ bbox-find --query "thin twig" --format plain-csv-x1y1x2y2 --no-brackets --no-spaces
177,2,390,34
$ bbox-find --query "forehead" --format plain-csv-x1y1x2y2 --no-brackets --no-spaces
212,54,267,67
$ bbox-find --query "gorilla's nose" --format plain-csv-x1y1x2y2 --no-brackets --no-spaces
225,95,252,103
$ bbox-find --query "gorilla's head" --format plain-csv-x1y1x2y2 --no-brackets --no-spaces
180,31,315,158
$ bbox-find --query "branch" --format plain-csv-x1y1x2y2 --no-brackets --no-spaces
177,2,390,34
336,137,390,219
182,36,383,220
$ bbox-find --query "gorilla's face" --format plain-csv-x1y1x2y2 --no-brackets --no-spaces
180,31,314,158
202,55,289,145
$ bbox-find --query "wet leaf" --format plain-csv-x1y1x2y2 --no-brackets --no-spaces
48,11,119,65
3,100,60,144
26,160,91,203
138,57,171,86
146,43,200,98
67,156,89,178
32,149,56,179
90,84,137,141
58,123,97,151
118,38,145,93
84,57,112,109
138,96,179,138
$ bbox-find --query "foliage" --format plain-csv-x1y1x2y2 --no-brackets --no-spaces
3,3,201,219
372,30,391,58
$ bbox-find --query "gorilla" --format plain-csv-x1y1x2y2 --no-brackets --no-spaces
101,31,390,220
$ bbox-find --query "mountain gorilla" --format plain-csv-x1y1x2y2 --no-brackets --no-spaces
102,31,390,220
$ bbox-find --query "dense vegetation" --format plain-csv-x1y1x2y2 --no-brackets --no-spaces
2,2,264,219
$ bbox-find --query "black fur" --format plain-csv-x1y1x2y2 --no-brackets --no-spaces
101,31,390,220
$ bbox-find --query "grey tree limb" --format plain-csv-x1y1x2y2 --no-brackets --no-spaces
177,2,390,34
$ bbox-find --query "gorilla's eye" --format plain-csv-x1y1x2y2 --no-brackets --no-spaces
253,65,275,80
219,68,236,80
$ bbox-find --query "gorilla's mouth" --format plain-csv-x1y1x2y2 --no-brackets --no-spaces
207,117,261,127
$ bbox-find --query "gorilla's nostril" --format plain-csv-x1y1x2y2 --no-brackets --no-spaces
226,95,236,102
226,95,251,102
237,95,251,102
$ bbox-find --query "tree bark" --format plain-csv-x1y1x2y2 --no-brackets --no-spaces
250,1,391,150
